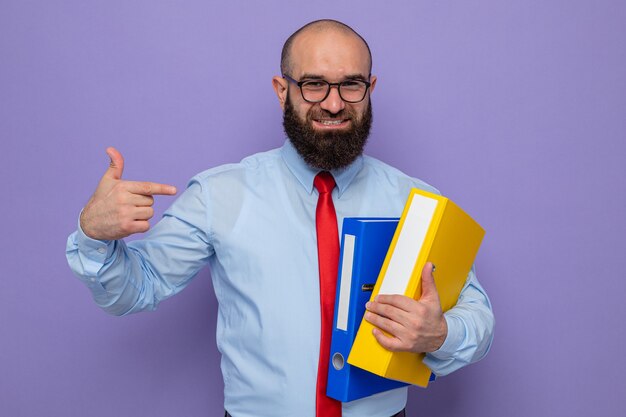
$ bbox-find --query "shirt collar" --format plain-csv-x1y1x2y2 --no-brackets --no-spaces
280,139,364,197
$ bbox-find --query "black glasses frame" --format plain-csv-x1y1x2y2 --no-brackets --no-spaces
283,74,371,103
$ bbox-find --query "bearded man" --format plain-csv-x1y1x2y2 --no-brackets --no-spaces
67,19,494,417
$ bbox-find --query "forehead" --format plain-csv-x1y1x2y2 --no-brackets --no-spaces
289,30,370,79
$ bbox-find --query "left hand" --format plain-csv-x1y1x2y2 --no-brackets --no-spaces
364,262,448,353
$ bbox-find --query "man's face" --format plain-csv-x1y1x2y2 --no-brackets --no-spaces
274,30,377,170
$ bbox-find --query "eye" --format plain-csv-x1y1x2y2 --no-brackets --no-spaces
302,81,327,89
341,80,365,90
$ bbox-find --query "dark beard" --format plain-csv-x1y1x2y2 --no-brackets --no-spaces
283,96,372,170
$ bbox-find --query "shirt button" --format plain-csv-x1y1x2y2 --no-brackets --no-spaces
97,247,106,254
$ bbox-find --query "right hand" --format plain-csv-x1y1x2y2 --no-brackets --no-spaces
80,147,177,240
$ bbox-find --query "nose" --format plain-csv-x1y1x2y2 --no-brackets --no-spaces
319,85,345,114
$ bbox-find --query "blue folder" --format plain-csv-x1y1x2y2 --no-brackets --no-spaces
327,217,409,402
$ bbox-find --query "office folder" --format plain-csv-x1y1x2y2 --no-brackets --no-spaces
348,188,485,387
327,218,409,402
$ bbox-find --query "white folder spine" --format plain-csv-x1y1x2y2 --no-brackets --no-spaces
336,234,355,331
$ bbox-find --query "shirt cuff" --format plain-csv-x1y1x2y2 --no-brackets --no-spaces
428,314,466,359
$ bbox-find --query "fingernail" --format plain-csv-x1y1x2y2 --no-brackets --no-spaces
365,302,371,310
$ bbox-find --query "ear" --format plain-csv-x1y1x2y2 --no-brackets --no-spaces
272,76,288,111
369,75,377,95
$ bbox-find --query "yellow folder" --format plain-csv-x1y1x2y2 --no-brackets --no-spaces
347,188,485,387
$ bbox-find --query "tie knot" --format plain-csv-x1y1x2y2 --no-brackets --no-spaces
314,171,336,194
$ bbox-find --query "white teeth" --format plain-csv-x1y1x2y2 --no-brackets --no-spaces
319,120,344,126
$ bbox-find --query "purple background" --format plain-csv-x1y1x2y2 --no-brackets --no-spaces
1,1,625,416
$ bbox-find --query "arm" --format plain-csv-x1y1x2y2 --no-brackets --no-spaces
66,148,212,315
364,263,494,376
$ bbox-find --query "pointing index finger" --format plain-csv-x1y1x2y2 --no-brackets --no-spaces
125,181,177,196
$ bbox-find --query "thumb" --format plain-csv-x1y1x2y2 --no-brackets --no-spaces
104,147,124,180
419,262,440,302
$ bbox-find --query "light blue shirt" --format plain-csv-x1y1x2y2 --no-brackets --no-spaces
66,140,494,417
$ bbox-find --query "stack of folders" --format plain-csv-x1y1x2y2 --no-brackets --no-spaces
326,217,409,402
347,188,485,388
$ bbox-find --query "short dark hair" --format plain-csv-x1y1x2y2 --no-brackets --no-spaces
280,19,372,76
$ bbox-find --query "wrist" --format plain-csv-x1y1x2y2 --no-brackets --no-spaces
79,203,102,240
428,315,448,352
79,207,94,239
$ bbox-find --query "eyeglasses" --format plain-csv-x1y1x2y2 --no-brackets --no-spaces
283,74,371,103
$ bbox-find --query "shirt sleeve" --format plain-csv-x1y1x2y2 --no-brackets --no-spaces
423,265,495,376
65,179,213,316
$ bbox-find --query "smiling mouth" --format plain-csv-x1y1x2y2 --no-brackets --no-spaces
314,119,350,127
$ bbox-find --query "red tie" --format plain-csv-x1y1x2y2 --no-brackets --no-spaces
313,171,342,417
